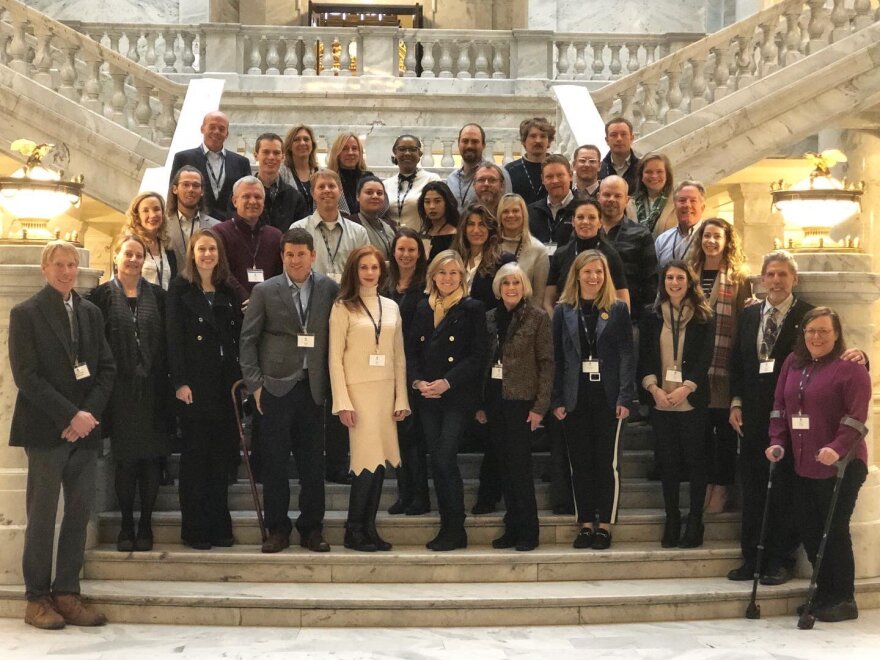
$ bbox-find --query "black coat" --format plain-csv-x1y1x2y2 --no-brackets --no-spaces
262,178,309,232
170,147,252,221
601,218,658,319
166,275,243,419
528,197,575,246
8,285,116,450
410,296,487,411
386,282,427,386
598,150,641,198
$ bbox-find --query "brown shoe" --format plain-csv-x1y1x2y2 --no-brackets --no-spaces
261,531,291,554
300,529,330,552
52,593,107,626
24,597,65,630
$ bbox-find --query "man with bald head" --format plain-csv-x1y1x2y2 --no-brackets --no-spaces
170,110,253,220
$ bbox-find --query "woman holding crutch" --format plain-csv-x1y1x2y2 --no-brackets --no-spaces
767,307,870,623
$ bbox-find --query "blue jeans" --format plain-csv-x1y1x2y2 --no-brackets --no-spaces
419,403,467,522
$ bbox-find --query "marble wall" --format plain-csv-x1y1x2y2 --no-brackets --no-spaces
528,0,709,33
23,0,181,22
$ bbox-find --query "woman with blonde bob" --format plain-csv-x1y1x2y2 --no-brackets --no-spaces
123,191,176,290
475,263,553,551
551,250,635,550
411,250,488,550
326,132,373,215
496,193,549,309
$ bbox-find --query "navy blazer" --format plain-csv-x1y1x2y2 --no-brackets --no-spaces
551,300,635,412
170,147,252,221
639,307,715,410
410,296,487,410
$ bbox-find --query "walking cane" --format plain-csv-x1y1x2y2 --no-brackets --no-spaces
231,379,267,542
797,416,867,630
745,444,782,619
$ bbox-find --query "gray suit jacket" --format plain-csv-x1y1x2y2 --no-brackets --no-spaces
239,271,338,405
166,212,221,267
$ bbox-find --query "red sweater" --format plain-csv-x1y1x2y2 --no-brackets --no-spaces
213,216,282,296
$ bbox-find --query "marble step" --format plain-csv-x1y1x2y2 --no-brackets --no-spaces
98,510,740,546
149,477,689,512
83,541,742,584
2,577,879,627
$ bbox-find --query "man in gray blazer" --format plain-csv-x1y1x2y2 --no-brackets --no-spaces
166,165,220,266
240,227,338,553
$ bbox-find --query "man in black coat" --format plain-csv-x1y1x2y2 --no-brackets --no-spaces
253,132,309,231
597,117,640,196
169,111,252,220
8,241,116,630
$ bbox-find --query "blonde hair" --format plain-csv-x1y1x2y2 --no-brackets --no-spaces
558,250,617,312
124,191,169,245
327,132,367,172
425,250,467,298
496,193,533,244
492,262,532,300
310,167,342,188
41,240,79,267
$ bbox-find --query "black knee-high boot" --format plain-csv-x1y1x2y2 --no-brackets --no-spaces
365,465,391,550
388,461,410,514
135,458,162,551
345,470,377,552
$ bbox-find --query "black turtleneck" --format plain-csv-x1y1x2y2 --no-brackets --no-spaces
339,167,372,213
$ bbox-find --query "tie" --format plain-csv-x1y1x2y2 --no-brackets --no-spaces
398,173,416,184
760,307,779,359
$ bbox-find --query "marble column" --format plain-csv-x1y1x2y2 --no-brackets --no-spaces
727,182,785,272
0,245,103,585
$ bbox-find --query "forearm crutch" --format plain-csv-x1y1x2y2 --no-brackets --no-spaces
797,416,867,630
745,444,782,619
231,379,267,542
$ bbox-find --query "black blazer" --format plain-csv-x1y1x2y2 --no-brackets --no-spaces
8,285,116,450
262,179,309,232
170,147,252,221
386,283,427,387
410,296,487,410
166,275,242,418
528,197,575,246
730,298,812,441
639,307,715,410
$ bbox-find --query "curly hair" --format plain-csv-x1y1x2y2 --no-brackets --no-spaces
687,217,748,284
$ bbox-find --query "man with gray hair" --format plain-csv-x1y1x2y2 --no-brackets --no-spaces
654,180,706,266
472,162,508,212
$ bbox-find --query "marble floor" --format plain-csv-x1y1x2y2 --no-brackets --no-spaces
1,610,879,659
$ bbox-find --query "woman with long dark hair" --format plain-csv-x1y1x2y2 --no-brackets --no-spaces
417,181,459,262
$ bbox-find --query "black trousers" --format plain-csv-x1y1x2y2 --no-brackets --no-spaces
651,407,707,518
325,406,350,476
793,460,867,603
115,457,162,530
738,429,799,568
564,380,621,525
485,389,539,543
705,406,737,485
178,413,234,543
548,413,574,510
396,404,429,506
261,379,326,537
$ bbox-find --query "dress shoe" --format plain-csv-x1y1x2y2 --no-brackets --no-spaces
573,527,594,549
679,515,704,548
797,596,829,616
52,593,107,626
760,565,792,586
405,501,431,515
183,539,211,550
133,533,153,552
344,527,378,552
727,563,756,581
427,525,467,551
387,499,406,515
211,537,235,548
116,527,135,553
491,532,518,549
300,529,331,552
515,539,538,552
592,528,612,550
552,504,575,515
661,513,681,548
261,532,290,554
471,501,496,515
815,599,859,622
24,597,65,630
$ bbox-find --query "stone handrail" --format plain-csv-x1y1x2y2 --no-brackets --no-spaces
0,0,187,146
554,0,880,156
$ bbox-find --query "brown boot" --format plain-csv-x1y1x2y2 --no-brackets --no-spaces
24,597,65,630
52,593,107,626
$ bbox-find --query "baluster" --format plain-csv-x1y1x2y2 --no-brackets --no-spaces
58,46,79,102
573,42,587,80
441,140,455,168
198,30,207,73
339,36,352,76
591,42,606,79
735,33,755,89
182,32,196,73
491,40,506,79
782,8,804,65
555,41,571,80
421,41,436,78
108,66,128,126
619,89,636,126
247,36,263,74
157,91,176,146
144,31,158,71
302,39,317,75
806,0,830,54
266,37,281,75
81,52,104,113
473,41,489,79
133,81,154,139
455,40,471,79
689,55,708,111
437,42,454,78
320,37,335,76
712,45,732,100
403,37,417,77
640,80,661,134
283,37,301,75
853,0,872,29
829,0,850,43
105,30,121,57
162,30,177,72
421,138,435,168
608,44,623,80
626,42,640,75
32,26,54,88
6,16,28,75
125,31,140,62
665,61,684,123
758,20,779,77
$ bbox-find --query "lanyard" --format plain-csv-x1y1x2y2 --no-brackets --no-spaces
319,222,344,271
797,361,816,413
177,211,199,250
672,228,692,260
205,154,225,194
146,245,165,287
396,175,415,219
361,214,392,256
521,160,545,199
456,168,475,208
358,297,383,351
578,303,599,359
112,277,141,347
295,177,313,210
246,226,263,268
667,302,685,365
291,273,314,331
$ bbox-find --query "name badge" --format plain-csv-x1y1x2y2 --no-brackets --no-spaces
247,268,265,283
792,414,810,430
545,241,558,256
73,362,91,380
369,354,386,367
582,360,600,374
297,334,315,348
759,359,775,374
665,368,683,384
491,363,503,380
328,272,342,284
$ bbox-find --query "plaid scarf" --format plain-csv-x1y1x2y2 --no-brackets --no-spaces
707,267,735,378
635,193,667,233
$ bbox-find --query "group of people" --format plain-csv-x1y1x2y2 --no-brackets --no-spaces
8,110,870,630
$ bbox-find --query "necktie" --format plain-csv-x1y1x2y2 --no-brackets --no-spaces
761,307,779,359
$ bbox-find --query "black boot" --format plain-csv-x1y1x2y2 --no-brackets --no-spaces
427,516,467,552
661,511,681,548
117,518,135,553
365,466,392,551
679,512,704,548
388,460,409,514
344,471,377,552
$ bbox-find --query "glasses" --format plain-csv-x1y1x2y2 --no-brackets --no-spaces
475,177,500,185
804,328,834,337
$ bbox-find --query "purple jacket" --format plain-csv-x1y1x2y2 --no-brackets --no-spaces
769,353,870,479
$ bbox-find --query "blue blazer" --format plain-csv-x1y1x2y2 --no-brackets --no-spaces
551,300,635,412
